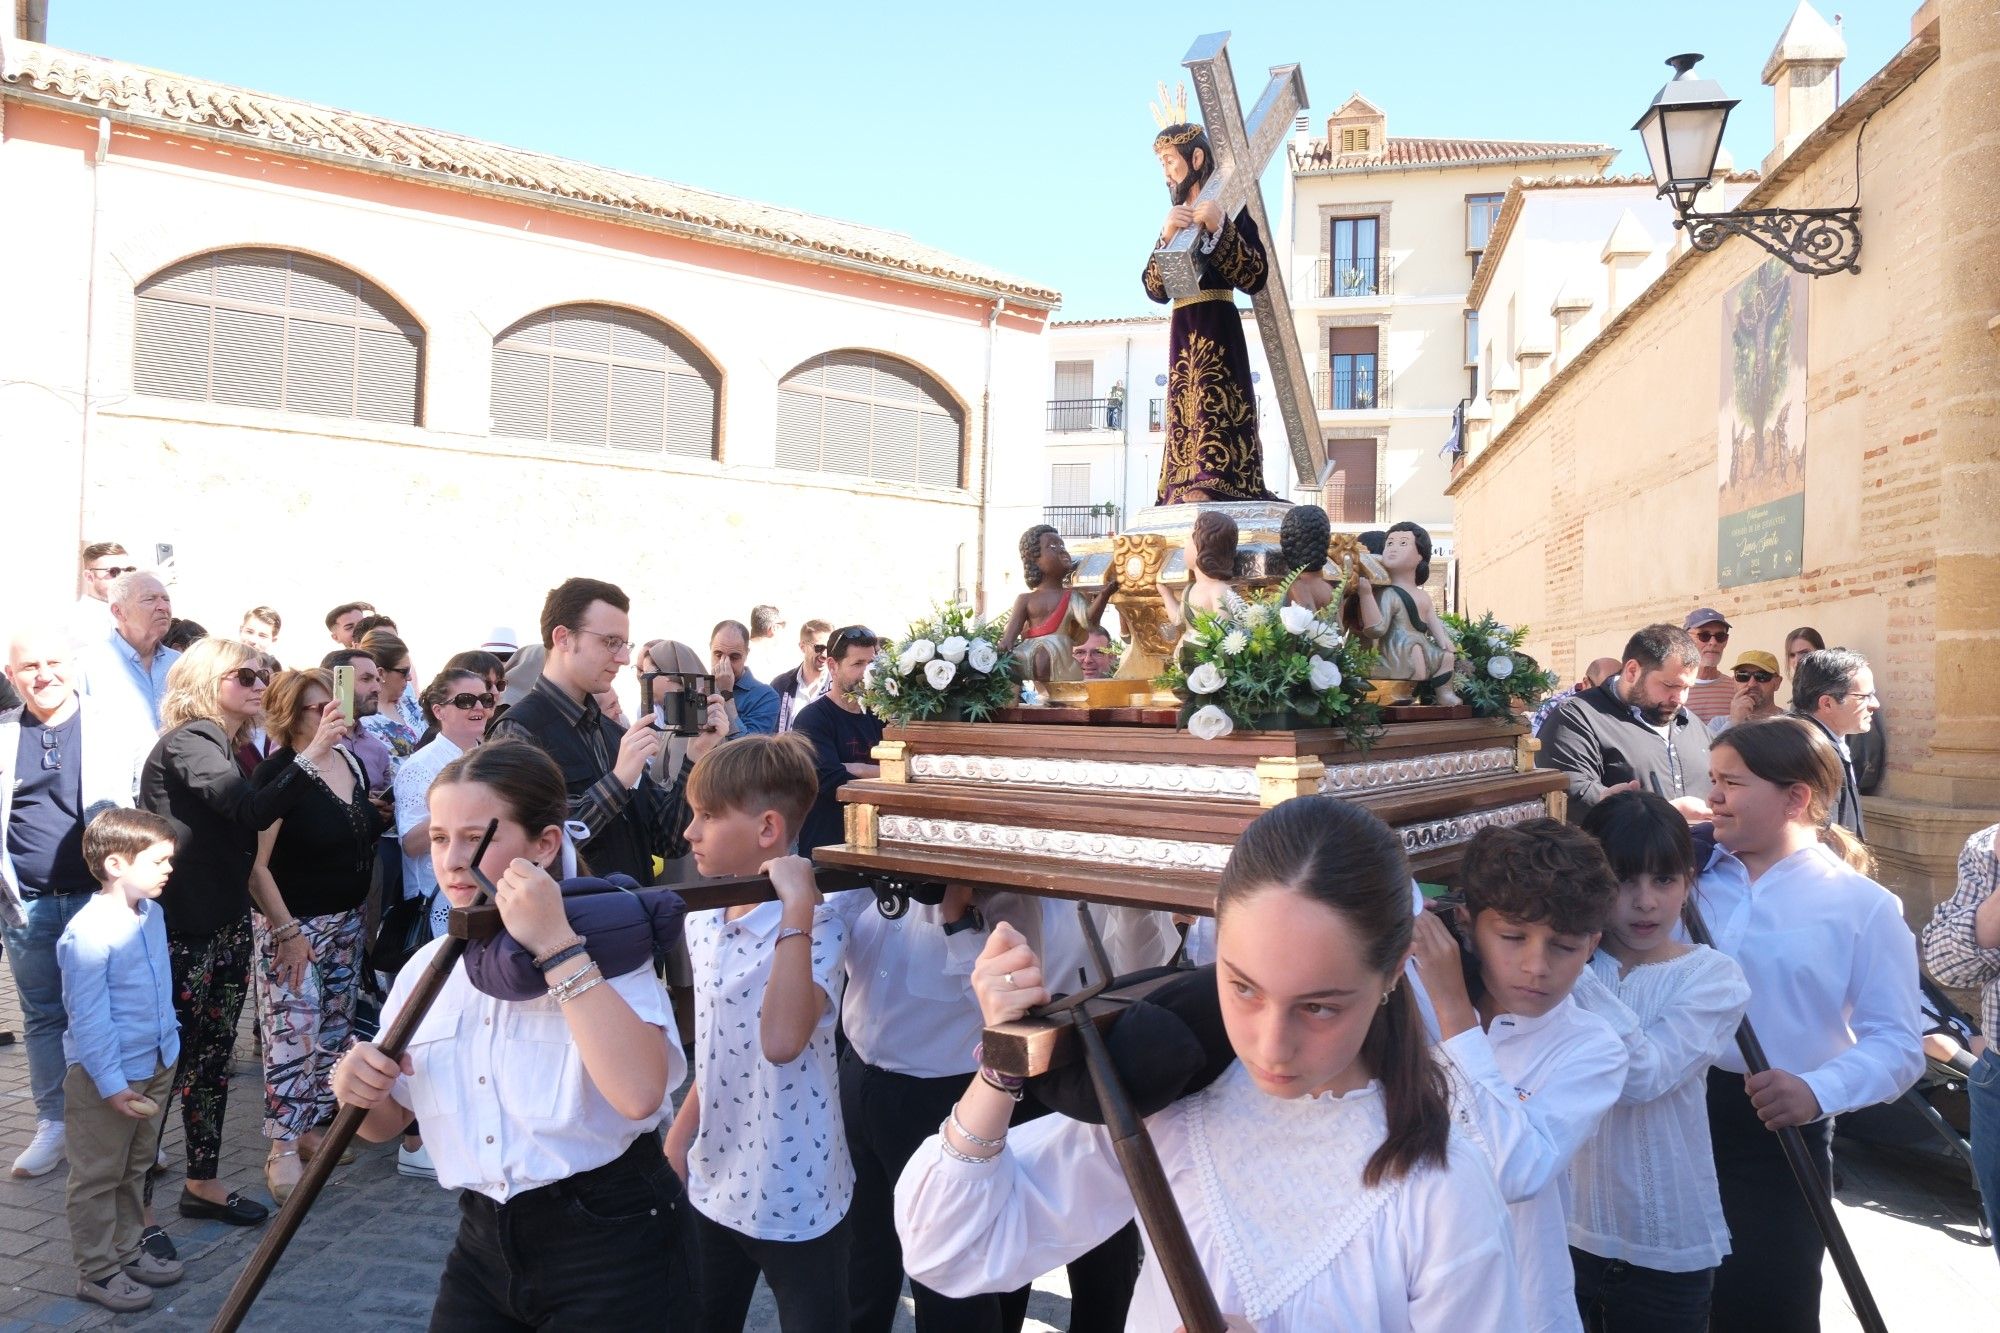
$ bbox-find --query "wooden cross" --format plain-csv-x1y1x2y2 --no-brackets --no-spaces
1152,31,1324,482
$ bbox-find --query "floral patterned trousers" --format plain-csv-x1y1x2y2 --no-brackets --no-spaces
252,909,365,1141
162,918,253,1182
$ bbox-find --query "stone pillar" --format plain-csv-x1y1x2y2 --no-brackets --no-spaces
1929,0,2000,803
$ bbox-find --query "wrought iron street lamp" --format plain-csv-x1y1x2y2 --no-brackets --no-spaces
1634,53,1862,276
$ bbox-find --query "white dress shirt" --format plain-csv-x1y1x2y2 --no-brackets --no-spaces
894,1059,1524,1332
381,937,686,1202
1567,947,1750,1271
1698,842,1924,1116
684,900,852,1242
1442,996,1627,1333
826,888,1015,1078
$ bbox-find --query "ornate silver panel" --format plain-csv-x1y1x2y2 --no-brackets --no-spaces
877,814,1234,874
908,752,1259,800
1320,747,1518,797
1398,801,1546,857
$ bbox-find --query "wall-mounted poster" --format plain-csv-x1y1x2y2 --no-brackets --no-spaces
1718,258,1809,587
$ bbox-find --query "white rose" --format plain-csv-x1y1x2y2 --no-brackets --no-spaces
1487,655,1515,680
883,674,900,696
1186,662,1227,695
1278,604,1316,636
899,654,920,677
1308,656,1343,692
905,639,937,664
1187,704,1235,741
1486,636,1511,653
924,658,957,690
1310,622,1346,652
1221,630,1249,657
967,640,998,674
938,635,969,664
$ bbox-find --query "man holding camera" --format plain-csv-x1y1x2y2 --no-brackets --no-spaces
488,578,724,882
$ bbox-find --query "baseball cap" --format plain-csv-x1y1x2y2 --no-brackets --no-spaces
479,626,519,654
1682,607,1731,631
1730,650,1781,675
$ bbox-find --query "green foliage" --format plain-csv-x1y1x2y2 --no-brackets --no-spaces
859,602,1017,726
1437,610,1560,720
1155,573,1380,747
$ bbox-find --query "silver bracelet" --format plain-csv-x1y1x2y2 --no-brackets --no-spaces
937,1118,1001,1165
553,971,609,1006
948,1106,1004,1150
548,961,603,1003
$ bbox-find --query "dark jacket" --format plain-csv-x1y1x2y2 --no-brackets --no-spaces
1535,678,1712,817
141,720,309,936
1793,712,1867,840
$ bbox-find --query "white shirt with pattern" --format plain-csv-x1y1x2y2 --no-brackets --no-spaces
685,900,851,1241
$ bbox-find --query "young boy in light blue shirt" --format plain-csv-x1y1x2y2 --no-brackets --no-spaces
58,807,184,1313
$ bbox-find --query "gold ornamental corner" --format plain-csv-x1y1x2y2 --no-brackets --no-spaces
872,741,909,784
843,802,880,850
1515,733,1541,774
1255,755,1327,808
1544,790,1568,823
1108,533,1177,683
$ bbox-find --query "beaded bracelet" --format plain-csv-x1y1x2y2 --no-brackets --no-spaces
269,921,302,944
532,933,587,967
937,1118,1000,1165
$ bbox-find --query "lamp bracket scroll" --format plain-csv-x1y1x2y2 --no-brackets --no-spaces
1676,204,1861,277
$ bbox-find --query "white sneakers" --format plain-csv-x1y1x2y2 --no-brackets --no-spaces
397,1141,436,1180
11,1120,65,1178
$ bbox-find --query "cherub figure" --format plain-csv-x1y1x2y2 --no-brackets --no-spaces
1351,521,1461,706
1279,504,1337,612
997,525,1119,682
1155,510,1242,634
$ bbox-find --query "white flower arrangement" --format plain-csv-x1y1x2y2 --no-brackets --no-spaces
924,658,957,689
1486,656,1514,680
859,603,1017,725
966,640,998,674
905,639,936,665
938,636,968,664
1187,704,1235,741
1308,656,1343,692
1221,630,1249,657
1186,662,1227,695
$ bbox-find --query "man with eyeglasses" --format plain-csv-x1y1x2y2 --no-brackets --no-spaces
2,628,148,1178
1790,648,1880,840
72,543,134,647
769,619,833,734
79,572,179,734
1680,607,1738,725
1709,649,1788,736
488,577,725,884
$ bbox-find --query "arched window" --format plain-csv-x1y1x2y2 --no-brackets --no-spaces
133,249,423,424
777,351,963,489
490,304,719,458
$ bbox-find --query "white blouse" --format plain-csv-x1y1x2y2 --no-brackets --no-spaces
894,1061,1523,1333
1699,842,1924,1116
1567,947,1750,1271
381,936,687,1202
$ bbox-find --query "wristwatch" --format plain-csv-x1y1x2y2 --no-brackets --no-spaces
942,905,985,936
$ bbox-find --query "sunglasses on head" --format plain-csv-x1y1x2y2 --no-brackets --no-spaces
1733,669,1776,684
444,692,497,711
1692,629,1730,643
220,667,272,688
88,565,138,579
827,626,877,657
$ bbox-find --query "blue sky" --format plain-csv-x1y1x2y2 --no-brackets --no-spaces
46,2,1906,319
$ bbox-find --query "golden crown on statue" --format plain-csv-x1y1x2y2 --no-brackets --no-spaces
1151,82,1200,142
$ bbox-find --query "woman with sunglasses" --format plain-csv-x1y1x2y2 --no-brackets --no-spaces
414,652,507,749
356,630,423,765
141,639,347,1227
395,669,494,939
246,670,382,1203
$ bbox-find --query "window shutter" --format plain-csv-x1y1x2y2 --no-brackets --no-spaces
918,412,960,488
776,350,963,489
1053,359,1093,400
776,389,823,470
664,372,716,458
1051,463,1091,505
607,363,666,452
491,347,551,439
822,397,871,476
490,303,719,457
132,248,421,425
1328,327,1378,356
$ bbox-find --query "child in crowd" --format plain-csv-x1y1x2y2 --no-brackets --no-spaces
58,808,185,1313
896,796,1524,1331
1411,818,1629,1333
1700,718,1922,1332
1569,793,1750,1331
663,734,852,1333
332,741,693,1328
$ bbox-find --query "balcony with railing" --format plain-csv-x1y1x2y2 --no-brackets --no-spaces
1324,482,1390,526
1298,255,1394,301
1315,366,1391,411
1043,504,1121,538
1045,398,1124,433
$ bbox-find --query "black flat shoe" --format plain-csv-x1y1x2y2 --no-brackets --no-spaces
177,1189,269,1226
139,1226,177,1262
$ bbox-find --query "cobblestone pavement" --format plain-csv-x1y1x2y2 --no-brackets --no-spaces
0,986,1988,1330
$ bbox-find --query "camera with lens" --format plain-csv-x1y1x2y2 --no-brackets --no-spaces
640,671,717,737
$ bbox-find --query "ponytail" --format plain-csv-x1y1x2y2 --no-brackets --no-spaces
1820,823,1874,876
1712,716,1873,874
1359,982,1451,1186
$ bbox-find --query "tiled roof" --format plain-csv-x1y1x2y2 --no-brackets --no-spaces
1293,134,1614,173
1050,315,1170,328
0,39,1061,308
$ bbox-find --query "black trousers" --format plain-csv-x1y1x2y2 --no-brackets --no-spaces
838,1047,1140,1333
428,1132,695,1331
1706,1069,1834,1333
691,1204,849,1333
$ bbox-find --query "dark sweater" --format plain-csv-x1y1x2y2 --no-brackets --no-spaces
1535,678,1712,817
791,696,884,853
251,748,380,918
141,720,309,936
